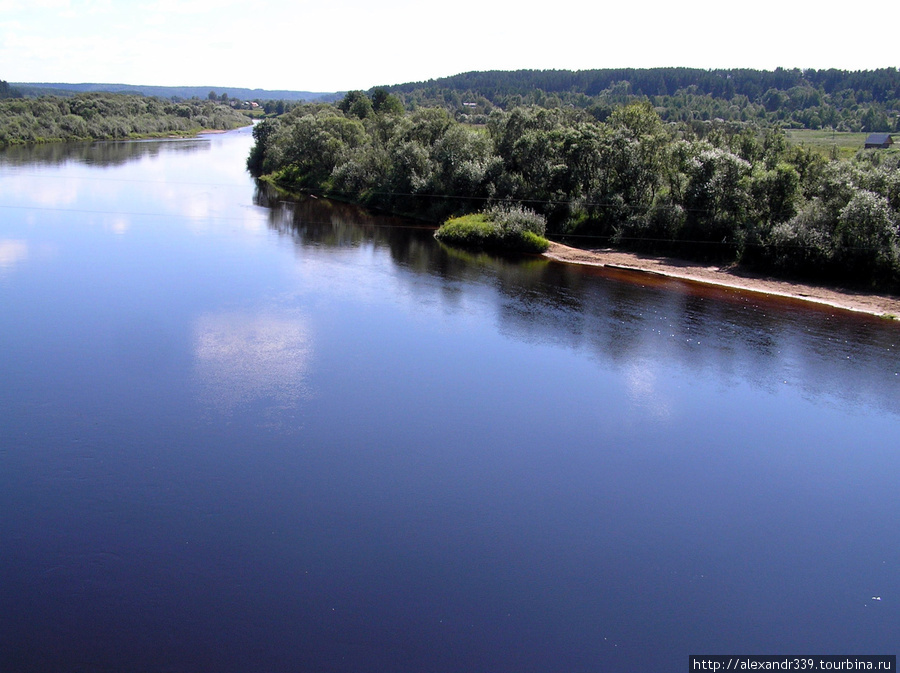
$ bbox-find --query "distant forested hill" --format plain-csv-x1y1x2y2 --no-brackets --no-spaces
379,68,900,132
385,68,900,102
12,82,340,103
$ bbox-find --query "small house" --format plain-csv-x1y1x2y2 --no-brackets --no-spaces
864,133,894,149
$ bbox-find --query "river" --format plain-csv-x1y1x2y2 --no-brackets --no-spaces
1,127,898,672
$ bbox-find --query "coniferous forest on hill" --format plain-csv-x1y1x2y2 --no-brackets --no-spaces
247,68,900,292
381,67,900,132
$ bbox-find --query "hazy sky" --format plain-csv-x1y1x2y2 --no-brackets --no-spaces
2,0,896,92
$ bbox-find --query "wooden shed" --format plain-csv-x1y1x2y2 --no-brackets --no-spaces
864,133,894,149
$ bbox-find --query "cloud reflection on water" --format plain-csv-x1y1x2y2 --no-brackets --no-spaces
0,239,28,273
192,311,312,418
624,359,672,421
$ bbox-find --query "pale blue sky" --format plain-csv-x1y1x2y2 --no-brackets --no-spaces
2,0,896,92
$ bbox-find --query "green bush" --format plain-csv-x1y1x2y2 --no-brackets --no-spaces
484,204,547,236
434,207,550,253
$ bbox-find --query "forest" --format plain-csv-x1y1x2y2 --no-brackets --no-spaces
248,86,900,291
381,68,900,133
0,91,250,144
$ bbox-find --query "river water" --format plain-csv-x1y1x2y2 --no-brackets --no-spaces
1,127,898,672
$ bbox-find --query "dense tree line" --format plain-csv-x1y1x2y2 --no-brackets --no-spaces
1,79,23,99
249,91,900,291
380,68,900,132
0,92,250,145
388,68,900,103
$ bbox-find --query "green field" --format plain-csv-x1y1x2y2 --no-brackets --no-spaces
783,129,891,159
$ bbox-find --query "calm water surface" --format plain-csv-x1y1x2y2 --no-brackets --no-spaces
1,128,898,672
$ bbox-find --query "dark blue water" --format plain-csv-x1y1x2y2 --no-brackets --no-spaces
1,128,898,672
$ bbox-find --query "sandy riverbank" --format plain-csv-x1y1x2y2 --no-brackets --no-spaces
544,241,900,319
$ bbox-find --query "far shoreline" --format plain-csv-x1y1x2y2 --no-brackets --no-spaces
543,241,900,320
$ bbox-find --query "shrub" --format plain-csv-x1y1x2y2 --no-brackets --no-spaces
434,207,549,253
484,204,547,236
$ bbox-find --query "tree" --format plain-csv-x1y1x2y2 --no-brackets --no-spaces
349,95,373,119
751,162,800,224
271,110,367,186
247,118,279,175
337,91,369,115
834,190,898,278
683,145,752,249
371,88,404,115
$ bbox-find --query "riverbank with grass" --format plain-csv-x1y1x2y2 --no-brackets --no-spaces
0,93,250,146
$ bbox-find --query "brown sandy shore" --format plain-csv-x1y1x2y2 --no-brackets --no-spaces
544,241,900,320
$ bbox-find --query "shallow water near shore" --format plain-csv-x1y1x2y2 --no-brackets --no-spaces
1,128,898,672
